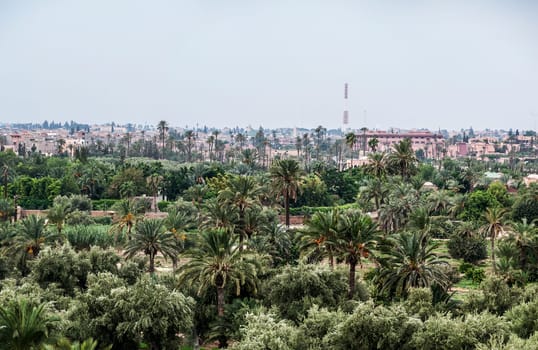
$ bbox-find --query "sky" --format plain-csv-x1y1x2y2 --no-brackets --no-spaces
0,0,537,131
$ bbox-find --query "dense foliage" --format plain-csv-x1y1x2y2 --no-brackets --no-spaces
2,133,538,349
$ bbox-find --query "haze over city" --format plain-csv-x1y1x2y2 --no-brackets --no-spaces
1,0,537,130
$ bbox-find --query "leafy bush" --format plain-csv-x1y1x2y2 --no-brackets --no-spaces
69,273,194,349
409,312,510,350
157,200,172,212
448,233,487,264
91,199,119,211
465,275,522,315
29,245,91,295
230,311,299,350
295,306,348,350
289,203,360,216
325,301,421,350
467,267,486,284
65,211,95,226
264,264,354,323
93,216,113,225
65,225,116,250
506,298,538,338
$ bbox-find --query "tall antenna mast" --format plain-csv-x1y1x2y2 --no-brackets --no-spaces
342,83,349,131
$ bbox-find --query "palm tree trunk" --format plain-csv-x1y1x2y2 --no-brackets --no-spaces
217,286,225,317
285,189,290,227
149,252,155,274
348,261,357,299
491,236,496,273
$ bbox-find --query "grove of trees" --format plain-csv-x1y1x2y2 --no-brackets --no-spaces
2,126,538,349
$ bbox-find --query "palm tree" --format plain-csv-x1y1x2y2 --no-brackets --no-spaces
184,130,195,162
426,190,452,215
124,219,180,274
375,231,450,297
0,299,59,350
364,152,388,179
507,218,538,270
16,215,52,258
337,210,379,298
299,210,340,268
388,138,418,179
111,199,145,240
270,159,302,227
218,175,263,247
345,132,357,168
201,198,238,232
119,181,136,199
368,137,379,152
358,177,387,211
146,173,163,212
178,229,261,317
157,120,169,159
47,202,70,235
481,207,508,273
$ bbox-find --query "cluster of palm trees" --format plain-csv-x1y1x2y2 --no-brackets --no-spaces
299,208,451,299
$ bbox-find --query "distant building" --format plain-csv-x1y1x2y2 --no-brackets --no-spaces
358,130,444,154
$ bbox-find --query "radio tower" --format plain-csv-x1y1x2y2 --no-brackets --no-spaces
342,83,349,132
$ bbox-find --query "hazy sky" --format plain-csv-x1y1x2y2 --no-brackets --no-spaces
1,0,537,131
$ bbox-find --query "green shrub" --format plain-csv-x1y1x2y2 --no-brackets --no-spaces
65,225,116,250
459,262,474,274
264,264,353,323
448,233,487,264
465,275,522,315
92,199,119,211
325,301,420,350
65,211,95,226
157,200,172,212
506,299,538,338
230,312,299,350
409,312,510,350
93,216,113,225
295,306,348,350
467,268,486,284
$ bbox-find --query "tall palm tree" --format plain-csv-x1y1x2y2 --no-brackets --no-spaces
111,199,145,240
184,130,195,162
481,207,508,273
507,218,538,270
375,231,450,297
124,219,180,274
218,175,263,247
426,190,452,215
201,198,238,232
299,210,340,268
345,132,357,169
16,215,53,258
368,137,379,152
358,177,387,211
364,152,388,179
270,159,302,227
146,174,163,212
157,120,169,159
337,211,379,298
47,202,70,235
388,138,418,179
178,229,261,317
0,299,59,350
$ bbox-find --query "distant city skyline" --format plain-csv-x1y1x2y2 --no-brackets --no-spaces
0,0,537,131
